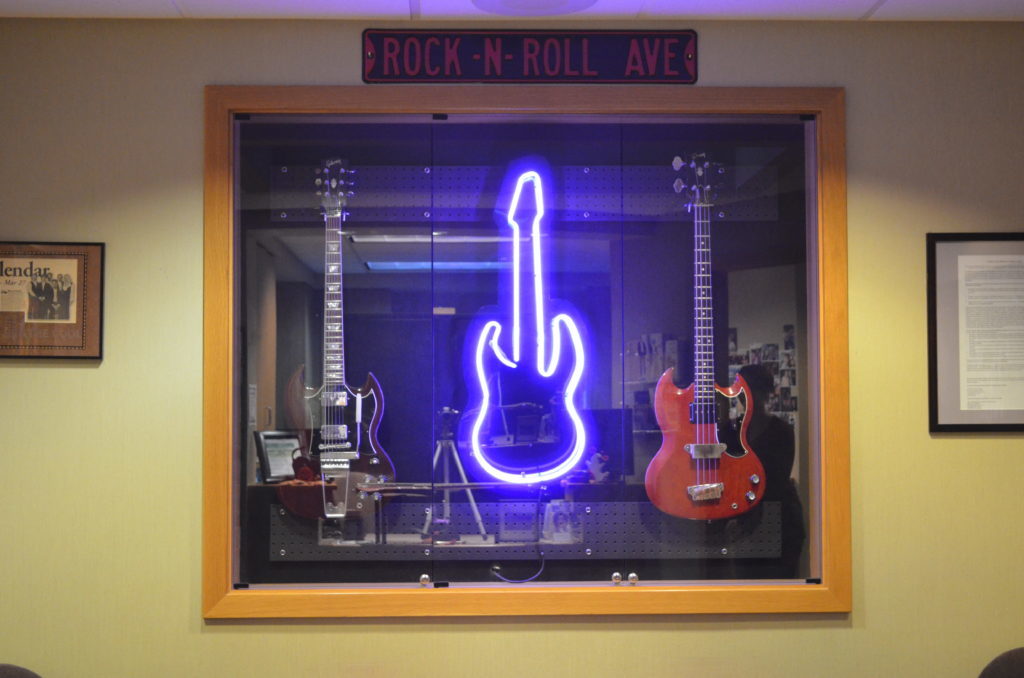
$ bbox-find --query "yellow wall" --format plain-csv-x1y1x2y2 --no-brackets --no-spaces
1,18,1022,677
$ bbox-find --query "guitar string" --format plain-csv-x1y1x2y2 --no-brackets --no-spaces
695,197,714,488
705,200,716,487
694,191,703,488
701,199,709,487
324,170,346,510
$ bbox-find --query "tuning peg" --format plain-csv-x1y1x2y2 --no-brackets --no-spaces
672,155,684,171
673,177,685,193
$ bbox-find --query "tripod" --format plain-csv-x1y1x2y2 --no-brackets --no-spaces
422,408,489,541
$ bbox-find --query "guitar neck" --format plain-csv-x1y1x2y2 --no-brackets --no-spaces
323,212,346,393
693,202,715,405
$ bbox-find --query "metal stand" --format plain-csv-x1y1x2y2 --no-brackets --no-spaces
423,409,488,541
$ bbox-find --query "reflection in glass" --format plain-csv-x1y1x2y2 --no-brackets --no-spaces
236,114,813,586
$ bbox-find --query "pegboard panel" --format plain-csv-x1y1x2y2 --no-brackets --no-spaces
262,163,778,226
579,501,781,559
623,165,778,222
269,500,781,563
561,165,622,222
431,166,496,221
267,164,432,223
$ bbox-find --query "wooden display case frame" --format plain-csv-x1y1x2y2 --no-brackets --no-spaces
203,85,849,619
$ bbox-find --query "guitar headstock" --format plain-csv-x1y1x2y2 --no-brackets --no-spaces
672,153,723,210
315,158,356,218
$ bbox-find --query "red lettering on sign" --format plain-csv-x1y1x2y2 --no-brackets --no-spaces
624,39,643,76
624,37,680,77
543,38,561,76
484,37,503,76
523,38,540,76
581,38,598,76
383,37,401,76
663,37,679,76
425,37,441,76
403,37,422,76
642,38,659,75
445,37,462,76
563,38,580,76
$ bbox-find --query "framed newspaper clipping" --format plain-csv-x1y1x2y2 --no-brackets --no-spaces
928,232,1024,432
0,242,104,359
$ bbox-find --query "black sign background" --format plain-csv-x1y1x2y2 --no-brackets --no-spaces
363,29,697,84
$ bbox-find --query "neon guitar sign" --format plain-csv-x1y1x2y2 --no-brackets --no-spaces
466,168,587,484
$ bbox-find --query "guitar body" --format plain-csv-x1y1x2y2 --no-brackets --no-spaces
644,367,766,520
461,327,583,481
460,169,588,485
320,372,395,516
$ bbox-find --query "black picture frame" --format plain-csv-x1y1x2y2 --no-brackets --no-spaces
253,430,301,482
927,232,1024,432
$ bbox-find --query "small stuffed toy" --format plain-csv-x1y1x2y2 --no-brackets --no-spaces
586,452,610,483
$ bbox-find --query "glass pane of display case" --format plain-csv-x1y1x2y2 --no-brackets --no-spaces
235,112,815,589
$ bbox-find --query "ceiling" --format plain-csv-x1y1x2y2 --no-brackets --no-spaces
0,0,1021,21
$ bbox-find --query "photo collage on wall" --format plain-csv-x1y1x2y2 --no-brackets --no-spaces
728,324,799,430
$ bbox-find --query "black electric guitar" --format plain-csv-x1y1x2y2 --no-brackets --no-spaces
314,158,395,520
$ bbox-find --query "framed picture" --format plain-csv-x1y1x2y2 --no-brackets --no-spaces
0,242,104,359
928,233,1024,432
253,430,301,482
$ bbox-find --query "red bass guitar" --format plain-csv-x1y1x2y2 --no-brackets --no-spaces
644,154,766,520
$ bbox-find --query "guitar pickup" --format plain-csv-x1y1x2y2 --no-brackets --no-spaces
687,483,725,501
321,424,349,440
684,443,726,459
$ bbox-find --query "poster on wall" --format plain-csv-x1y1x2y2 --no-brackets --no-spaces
928,232,1024,431
0,242,104,359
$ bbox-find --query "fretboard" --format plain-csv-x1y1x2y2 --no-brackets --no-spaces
693,202,715,407
323,211,346,393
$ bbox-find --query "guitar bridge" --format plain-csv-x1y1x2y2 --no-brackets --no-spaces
687,483,725,501
321,458,350,519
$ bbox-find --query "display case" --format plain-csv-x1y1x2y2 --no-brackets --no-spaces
203,86,849,618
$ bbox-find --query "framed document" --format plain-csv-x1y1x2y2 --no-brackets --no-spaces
0,242,104,359
253,431,301,483
928,233,1024,432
